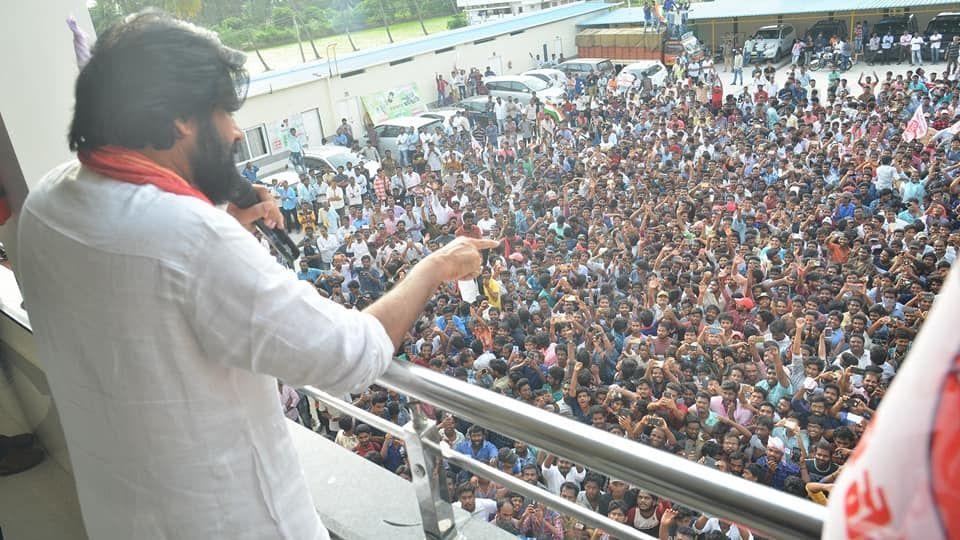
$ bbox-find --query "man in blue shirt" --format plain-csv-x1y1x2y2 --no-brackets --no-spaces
285,127,305,173
755,437,800,490
435,305,468,336
296,259,322,282
241,162,259,183
279,180,299,233
832,192,856,222
454,425,499,482
356,254,384,296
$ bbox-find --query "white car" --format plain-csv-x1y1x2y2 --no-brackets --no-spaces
260,169,303,187
372,116,442,157
482,75,566,104
746,24,796,62
417,108,461,124
617,61,668,88
302,145,380,180
522,68,568,88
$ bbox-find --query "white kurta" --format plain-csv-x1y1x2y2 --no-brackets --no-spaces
16,161,394,540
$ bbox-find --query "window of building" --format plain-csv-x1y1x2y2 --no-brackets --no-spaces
235,125,269,163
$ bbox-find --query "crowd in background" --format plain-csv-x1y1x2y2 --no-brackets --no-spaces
259,44,959,539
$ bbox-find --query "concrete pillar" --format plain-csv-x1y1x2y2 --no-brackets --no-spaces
0,1,93,266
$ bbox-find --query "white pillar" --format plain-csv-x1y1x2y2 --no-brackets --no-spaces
0,1,94,265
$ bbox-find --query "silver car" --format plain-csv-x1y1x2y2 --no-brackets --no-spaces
372,116,441,158
482,75,565,105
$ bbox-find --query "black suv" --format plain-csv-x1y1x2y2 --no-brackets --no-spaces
806,19,848,41
924,12,960,60
873,15,919,59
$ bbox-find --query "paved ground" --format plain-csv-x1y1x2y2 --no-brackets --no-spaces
715,54,947,95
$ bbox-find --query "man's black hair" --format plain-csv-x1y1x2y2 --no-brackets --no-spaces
70,11,248,153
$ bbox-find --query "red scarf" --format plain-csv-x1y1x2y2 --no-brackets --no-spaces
77,145,211,205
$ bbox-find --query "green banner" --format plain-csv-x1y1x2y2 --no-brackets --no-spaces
361,83,427,123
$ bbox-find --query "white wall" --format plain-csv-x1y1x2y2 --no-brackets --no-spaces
0,1,94,262
234,12,600,156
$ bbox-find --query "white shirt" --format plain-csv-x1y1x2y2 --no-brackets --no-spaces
542,463,586,494
453,498,498,521
874,164,898,190
16,161,394,540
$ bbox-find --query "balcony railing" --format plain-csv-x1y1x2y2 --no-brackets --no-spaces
302,361,826,540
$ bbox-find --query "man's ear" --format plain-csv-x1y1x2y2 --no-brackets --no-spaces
172,117,198,141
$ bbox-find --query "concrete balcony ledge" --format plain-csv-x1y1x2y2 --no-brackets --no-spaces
288,419,514,539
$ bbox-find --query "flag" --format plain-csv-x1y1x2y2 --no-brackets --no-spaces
66,16,91,69
902,105,928,142
944,118,960,136
930,118,960,144
824,263,960,539
542,101,565,123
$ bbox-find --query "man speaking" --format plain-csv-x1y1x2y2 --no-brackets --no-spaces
15,12,494,539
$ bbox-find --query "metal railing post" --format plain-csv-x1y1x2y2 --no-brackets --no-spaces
401,401,457,539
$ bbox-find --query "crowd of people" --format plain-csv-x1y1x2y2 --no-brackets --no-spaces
261,42,958,539
739,21,960,75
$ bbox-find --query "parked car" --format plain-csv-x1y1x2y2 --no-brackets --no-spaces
417,108,460,126
924,12,960,59
482,75,565,104
522,68,568,88
259,169,303,187
806,19,848,41
617,60,669,88
302,145,380,179
744,24,796,62
371,116,441,158
452,96,494,126
557,58,616,78
874,14,919,42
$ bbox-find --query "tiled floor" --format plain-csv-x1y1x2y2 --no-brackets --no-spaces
0,406,86,540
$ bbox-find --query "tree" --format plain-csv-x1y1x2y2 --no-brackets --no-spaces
162,0,202,19
331,0,360,52
289,0,321,59
374,0,394,44
446,11,467,30
411,0,429,36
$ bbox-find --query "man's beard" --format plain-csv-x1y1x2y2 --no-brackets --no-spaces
190,117,245,205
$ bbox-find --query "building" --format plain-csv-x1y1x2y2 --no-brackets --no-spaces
577,0,960,64
233,1,614,172
458,0,580,25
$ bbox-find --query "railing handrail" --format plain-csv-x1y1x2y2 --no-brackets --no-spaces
302,385,656,540
376,361,827,539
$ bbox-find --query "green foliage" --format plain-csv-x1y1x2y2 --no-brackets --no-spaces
446,11,467,30
220,16,245,31
88,0,462,51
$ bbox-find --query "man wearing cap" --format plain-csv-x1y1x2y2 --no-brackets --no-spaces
756,437,800,490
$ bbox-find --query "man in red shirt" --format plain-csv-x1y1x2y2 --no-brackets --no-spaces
353,424,382,458
754,84,769,104
455,211,484,239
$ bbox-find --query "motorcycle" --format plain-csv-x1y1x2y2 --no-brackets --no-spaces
808,50,852,72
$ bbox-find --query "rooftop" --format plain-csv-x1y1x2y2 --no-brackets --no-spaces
577,0,960,26
247,1,614,97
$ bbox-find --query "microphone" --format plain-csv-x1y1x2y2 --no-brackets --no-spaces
232,182,300,266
